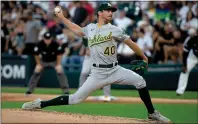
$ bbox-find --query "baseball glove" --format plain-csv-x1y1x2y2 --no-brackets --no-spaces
131,60,148,76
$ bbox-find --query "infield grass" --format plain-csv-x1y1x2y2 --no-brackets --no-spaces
2,87,198,99
1,87,198,123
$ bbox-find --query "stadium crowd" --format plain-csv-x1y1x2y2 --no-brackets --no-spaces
1,1,198,66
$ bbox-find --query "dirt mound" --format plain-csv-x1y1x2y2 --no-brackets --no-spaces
2,109,157,123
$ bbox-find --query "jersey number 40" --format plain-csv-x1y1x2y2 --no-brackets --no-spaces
104,46,115,56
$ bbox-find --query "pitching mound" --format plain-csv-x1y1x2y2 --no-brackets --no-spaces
2,109,157,123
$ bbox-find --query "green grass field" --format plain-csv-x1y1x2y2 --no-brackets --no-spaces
2,87,198,123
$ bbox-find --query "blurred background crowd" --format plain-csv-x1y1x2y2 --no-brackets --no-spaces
1,1,198,66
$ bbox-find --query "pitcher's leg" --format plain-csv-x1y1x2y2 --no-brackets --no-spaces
115,67,154,114
40,75,105,108
115,67,146,89
79,72,89,87
69,75,106,104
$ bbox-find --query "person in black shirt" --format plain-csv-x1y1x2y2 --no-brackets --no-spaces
72,2,88,26
163,30,184,63
176,28,198,95
1,20,9,53
154,23,174,63
25,32,70,96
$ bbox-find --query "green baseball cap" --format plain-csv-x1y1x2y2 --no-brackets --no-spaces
98,3,117,12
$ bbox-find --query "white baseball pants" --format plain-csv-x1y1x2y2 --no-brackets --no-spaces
79,55,111,96
69,65,146,104
176,50,198,94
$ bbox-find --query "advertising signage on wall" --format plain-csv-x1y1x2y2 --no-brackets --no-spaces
1,65,25,79
1,55,30,86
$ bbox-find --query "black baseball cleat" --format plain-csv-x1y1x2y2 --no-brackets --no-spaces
25,91,32,97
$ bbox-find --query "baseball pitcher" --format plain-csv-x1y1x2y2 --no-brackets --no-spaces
22,3,170,123
79,48,113,101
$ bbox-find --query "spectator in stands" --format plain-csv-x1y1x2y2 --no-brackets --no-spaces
117,41,135,64
2,20,17,55
56,33,68,47
135,1,150,11
117,42,136,64
56,32,70,67
83,1,95,23
179,1,195,20
1,1,198,65
137,14,154,38
47,16,61,39
180,11,198,38
136,28,153,63
72,1,88,27
13,19,25,56
192,2,198,17
115,9,134,64
23,11,42,54
130,28,138,42
154,2,171,22
154,22,174,63
152,20,163,44
68,36,84,65
61,30,84,67
10,7,19,21
163,30,184,63
1,20,9,53
34,5,48,26
114,9,133,30
62,7,71,20
179,1,189,20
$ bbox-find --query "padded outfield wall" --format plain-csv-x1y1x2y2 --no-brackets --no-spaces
1,55,198,90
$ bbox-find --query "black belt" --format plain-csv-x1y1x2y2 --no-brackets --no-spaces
93,62,118,68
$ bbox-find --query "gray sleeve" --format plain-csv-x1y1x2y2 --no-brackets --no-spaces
114,27,130,42
81,24,93,37
81,25,89,37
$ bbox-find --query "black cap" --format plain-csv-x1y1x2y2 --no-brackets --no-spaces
98,3,117,12
44,32,52,39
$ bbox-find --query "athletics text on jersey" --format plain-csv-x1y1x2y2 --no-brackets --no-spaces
82,23,130,64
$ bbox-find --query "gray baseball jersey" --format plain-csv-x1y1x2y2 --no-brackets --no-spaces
69,23,146,105
82,23,130,64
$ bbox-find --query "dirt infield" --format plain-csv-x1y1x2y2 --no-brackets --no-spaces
2,109,159,123
2,93,198,104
